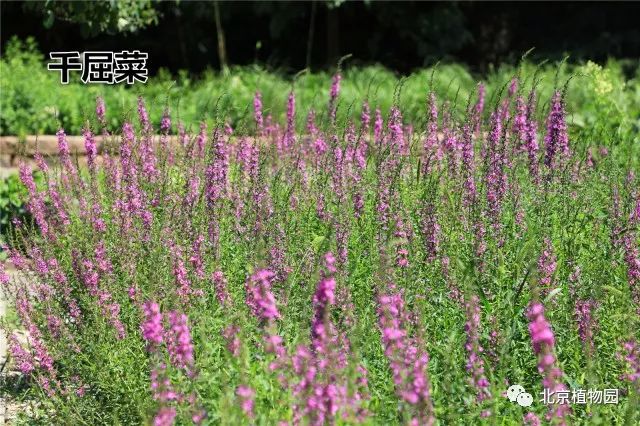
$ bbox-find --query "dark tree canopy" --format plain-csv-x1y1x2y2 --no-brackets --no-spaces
3,1,640,74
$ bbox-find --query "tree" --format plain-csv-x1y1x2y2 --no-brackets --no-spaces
25,0,160,36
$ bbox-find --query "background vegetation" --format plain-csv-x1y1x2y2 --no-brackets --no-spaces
2,37,639,137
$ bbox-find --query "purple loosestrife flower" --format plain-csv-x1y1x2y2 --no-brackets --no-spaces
13,291,56,375
464,295,491,403
461,122,477,210
137,96,151,133
96,96,106,127
524,413,542,426
331,144,346,204
169,242,195,300
29,246,49,278
119,122,154,232
254,91,264,135
222,324,241,357
9,334,35,374
19,163,50,238
195,122,207,159
374,107,383,148
306,109,318,140
237,385,255,418
161,109,171,134
282,91,296,151
355,137,367,172
140,135,159,182
631,194,640,225
311,253,336,342
95,240,113,274
473,83,486,135
83,127,98,174
538,238,557,296
329,72,341,124
237,138,254,176
178,122,189,148
165,311,195,373
394,217,410,268
527,302,571,424
46,257,80,320
353,192,364,218
420,203,440,262
378,284,435,425
205,132,229,207
622,233,640,307
525,90,540,182
618,340,640,386
0,263,9,286
159,109,174,164
291,252,361,425
376,182,391,232
513,96,528,153
442,107,460,176
91,201,107,233
508,77,518,96
269,224,292,282
56,128,71,163
184,174,201,211
47,181,70,228
7,247,28,271
224,121,233,136
574,299,597,357
212,271,231,306
544,91,570,169
360,101,371,135
189,235,206,280
245,269,280,321
75,255,126,338
153,407,177,426
264,332,289,384
314,135,328,160
105,293,126,339
485,111,507,231
151,363,180,402
422,93,441,174
34,151,49,174
56,128,79,183
142,301,164,349
388,106,407,155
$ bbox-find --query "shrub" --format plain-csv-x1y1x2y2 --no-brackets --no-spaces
1,69,639,425
1,37,638,136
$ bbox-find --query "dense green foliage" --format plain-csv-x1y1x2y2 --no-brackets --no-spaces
0,172,44,259
1,60,639,425
24,0,159,35
2,37,639,137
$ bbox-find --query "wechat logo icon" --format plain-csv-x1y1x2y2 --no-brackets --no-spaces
507,384,534,407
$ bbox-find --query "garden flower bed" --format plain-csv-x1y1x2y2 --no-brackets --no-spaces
1,71,639,425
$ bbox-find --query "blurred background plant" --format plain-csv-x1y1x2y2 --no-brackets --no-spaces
0,172,43,260
2,37,639,137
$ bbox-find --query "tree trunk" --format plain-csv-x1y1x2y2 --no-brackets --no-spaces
326,5,340,66
213,1,229,74
306,1,317,70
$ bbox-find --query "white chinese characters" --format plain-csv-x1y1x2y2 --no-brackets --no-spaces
507,385,620,407
48,51,148,85
541,388,619,405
